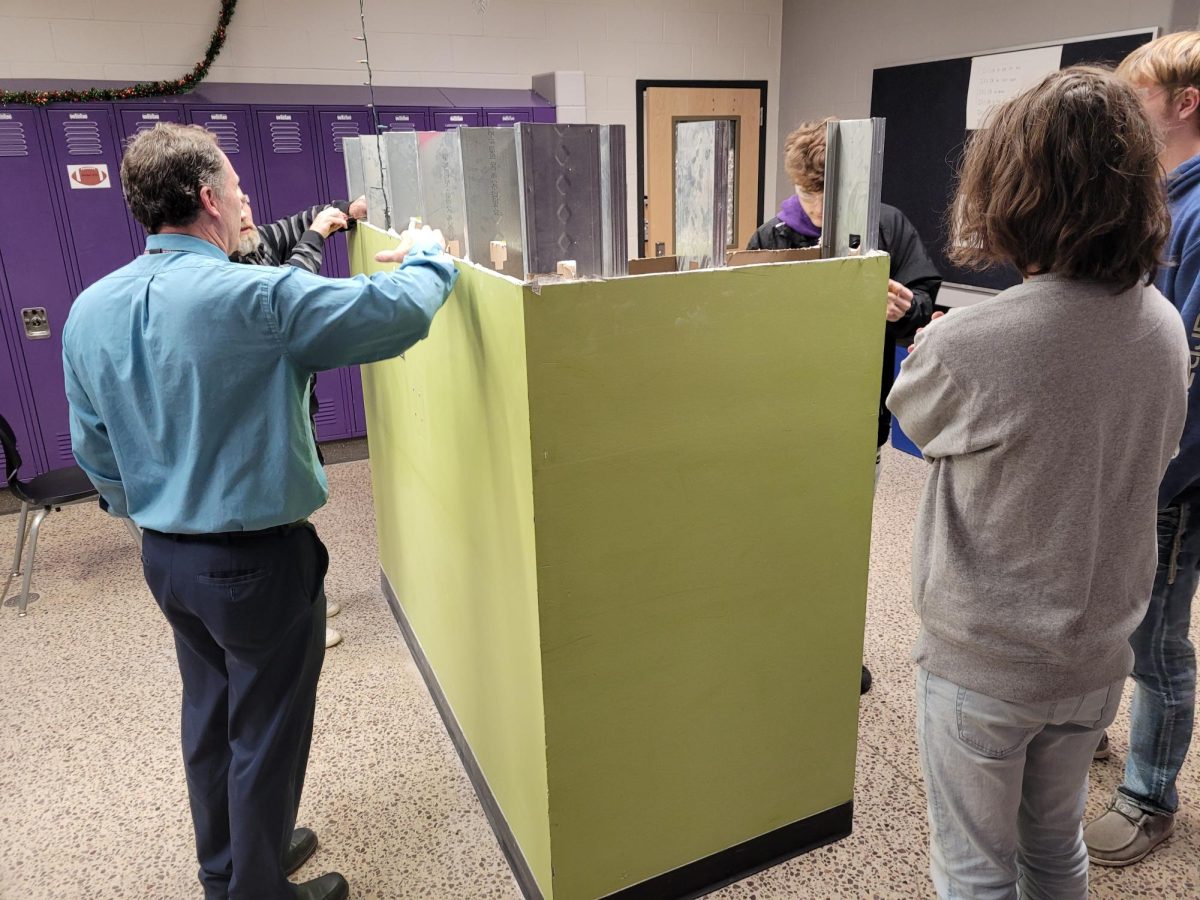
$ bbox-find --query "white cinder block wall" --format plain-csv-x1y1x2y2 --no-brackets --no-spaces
774,0,1200,213
0,0,783,255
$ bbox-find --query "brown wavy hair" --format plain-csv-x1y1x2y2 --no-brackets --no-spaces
783,117,835,192
950,66,1168,291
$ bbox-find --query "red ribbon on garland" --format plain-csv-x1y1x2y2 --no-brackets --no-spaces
1,1,238,106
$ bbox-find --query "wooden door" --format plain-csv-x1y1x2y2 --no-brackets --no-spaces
642,86,764,258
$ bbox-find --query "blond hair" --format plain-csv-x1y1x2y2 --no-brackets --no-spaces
1117,31,1200,96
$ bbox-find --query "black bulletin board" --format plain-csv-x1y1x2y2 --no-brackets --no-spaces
869,31,1156,291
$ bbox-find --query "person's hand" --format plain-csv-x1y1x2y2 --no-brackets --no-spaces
907,311,945,353
374,225,447,263
311,206,350,238
348,195,368,219
886,279,913,322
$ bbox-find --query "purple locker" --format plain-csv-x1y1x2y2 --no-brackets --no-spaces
376,109,428,132
0,108,85,472
186,107,263,223
253,109,329,257
117,106,186,146
44,105,138,291
0,274,43,479
433,110,481,131
316,109,376,279
533,106,557,124
318,110,380,441
253,107,354,443
347,366,366,438
309,370,353,444
485,110,532,127
116,106,186,251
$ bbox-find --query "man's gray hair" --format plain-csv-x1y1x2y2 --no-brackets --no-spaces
120,123,227,234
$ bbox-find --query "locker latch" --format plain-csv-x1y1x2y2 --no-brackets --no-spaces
21,307,50,340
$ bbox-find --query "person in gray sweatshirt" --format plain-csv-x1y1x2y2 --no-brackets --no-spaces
887,67,1189,900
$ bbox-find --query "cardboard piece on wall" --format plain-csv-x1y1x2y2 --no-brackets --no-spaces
726,248,820,267
627,256,678,275
490,240,508,271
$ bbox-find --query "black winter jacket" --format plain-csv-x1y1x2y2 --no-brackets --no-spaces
747,204,943,448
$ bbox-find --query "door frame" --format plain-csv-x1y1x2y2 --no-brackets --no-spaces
635,79,769,259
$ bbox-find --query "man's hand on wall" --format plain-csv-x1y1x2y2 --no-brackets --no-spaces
374,225,447,263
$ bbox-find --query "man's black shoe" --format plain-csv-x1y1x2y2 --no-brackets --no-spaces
293,872,349,900
860,665,872,695
285,828,319,876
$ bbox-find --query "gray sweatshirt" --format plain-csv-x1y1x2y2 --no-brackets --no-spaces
887,275,1189,703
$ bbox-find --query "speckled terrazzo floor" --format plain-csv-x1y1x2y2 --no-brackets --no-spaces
0,447,1196,899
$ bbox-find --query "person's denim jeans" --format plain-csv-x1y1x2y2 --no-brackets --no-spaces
1121,502,1199,815
917,668,1122,900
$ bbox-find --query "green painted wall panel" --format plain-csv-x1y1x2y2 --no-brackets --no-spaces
357,228,552,895
358,224,886,899
525,260,886,898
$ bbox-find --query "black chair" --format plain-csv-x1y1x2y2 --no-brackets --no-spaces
1,414,98,617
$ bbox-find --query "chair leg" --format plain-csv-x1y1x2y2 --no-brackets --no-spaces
16,507,48,617
1,501,30,606
122,517,142,551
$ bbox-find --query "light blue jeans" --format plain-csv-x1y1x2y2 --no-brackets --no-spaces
917,669,1122,900
1121,502,1198,815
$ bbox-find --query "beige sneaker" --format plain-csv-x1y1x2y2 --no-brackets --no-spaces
1093,731,1111,761
325,626,342,649
325,599,341,618
1084,795,1175,866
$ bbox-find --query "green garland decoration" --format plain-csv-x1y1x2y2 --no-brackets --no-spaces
1,1,238,107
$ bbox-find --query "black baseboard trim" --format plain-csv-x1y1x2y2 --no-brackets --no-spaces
381,569,853,900
603,801,852,899
381,572,546,900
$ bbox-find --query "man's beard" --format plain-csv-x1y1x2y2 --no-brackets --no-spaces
236,228,262,257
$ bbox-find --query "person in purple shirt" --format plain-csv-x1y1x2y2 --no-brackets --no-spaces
750,118,942,695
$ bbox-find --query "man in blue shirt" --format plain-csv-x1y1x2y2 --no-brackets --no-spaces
63,123,456,900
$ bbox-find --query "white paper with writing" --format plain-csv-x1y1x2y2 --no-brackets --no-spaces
966,46,1063,130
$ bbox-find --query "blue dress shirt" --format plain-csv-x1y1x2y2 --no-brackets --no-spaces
63,232,457,533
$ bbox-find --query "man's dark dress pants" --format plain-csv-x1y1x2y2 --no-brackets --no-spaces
142,524,328,900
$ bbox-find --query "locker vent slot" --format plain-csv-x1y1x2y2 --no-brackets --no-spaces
330,123,361,154
0,122,28,158
0,446,26,481
203,122,241,155
122,121,164,149
270,121,303,154
56,432,75,466
62,121,102,156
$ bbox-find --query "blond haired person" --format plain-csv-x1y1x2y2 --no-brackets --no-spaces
1084,30,1200,868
